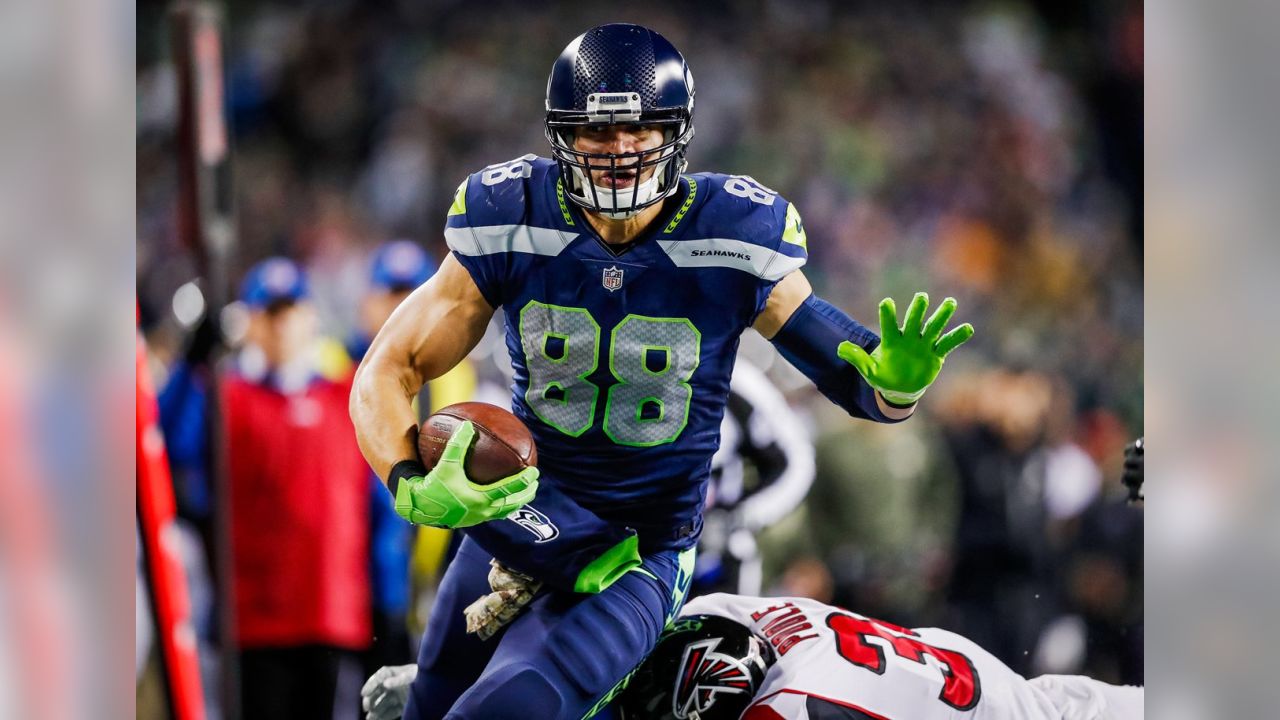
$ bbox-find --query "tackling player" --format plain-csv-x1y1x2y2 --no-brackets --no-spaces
350,23,974,720
615,593,1144,720
361,592,1143,720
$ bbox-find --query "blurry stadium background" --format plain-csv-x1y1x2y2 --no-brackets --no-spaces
135,0,1142,717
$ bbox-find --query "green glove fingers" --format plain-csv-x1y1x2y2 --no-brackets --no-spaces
838,293,975,406
902,292,928,337
394,421,540,529
836,340,874,377
922,297,957,342
439,420,477,465
878,297,899,339
481,466,540,510
935,322,975,358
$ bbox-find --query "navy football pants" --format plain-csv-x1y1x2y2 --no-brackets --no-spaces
403,535,693,720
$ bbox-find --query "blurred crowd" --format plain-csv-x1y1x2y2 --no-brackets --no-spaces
135,0,1143,714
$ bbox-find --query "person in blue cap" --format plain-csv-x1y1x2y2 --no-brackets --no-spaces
160,255,318,528
347,241,438,363
240,255,309,308
163,256,376,718
237,257,319,390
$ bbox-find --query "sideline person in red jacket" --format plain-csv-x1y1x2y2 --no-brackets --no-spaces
224,257,371,719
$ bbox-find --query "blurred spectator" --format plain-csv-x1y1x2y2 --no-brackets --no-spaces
770,555,836,605
225,258,373,718
932,369,1141,681
347,240,436,363
330,240,486,672
800,402,960,626
341,242,488,648
229,256,373,712
1049,473,1143,684
933,368,1059,674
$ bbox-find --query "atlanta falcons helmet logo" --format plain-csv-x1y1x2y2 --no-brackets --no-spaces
672,637,756,719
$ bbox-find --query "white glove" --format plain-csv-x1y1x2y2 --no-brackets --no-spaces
463,560,543,641
361,664,418,720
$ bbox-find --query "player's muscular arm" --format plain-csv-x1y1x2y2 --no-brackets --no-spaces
351,253,495,482
756,271,973,421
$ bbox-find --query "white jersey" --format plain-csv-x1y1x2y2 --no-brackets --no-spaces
680,594,1143,720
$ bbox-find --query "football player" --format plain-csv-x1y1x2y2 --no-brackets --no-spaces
361,592,1143,720
615,593,1145,720
350,23,974,720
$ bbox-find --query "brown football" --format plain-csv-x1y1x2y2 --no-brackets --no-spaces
417,402,537,485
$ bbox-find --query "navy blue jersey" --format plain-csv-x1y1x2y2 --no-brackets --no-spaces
445,155,808,549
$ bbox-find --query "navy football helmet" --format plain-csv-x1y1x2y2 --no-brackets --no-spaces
617,615,774,720
545,23,695,219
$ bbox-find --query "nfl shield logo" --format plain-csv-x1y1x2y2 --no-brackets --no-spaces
602,266,624,292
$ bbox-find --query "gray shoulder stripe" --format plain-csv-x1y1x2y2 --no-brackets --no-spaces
657,238,806,281
443,226,481,256
445,225,575,257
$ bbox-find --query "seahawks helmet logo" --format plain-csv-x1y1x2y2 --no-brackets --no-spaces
507,506,559,543
672,638,755,719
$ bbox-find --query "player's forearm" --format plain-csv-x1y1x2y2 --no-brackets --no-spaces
351,255,496,482
770,294,915,423
351,357,424,483
755,272,913,423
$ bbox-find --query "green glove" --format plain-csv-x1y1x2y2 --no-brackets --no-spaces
837,292,974,406
394,421,539,528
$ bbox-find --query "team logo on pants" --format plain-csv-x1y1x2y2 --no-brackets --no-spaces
673,638,754,719
507,506,560,543
602,266,624,291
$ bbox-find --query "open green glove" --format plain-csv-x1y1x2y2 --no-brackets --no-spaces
394,421,539,529
837,292,974,406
